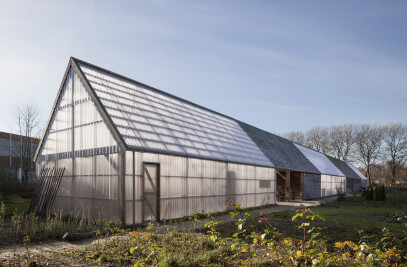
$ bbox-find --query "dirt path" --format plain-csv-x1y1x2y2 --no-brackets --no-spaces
0,200,322,259
154,200,321,233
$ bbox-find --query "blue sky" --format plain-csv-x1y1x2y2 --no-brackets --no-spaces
0,0,406,135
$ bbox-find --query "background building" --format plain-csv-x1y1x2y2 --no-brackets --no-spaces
0,131,39,182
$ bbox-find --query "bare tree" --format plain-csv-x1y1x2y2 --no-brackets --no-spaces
354,124,383,185
283,130,305,145
328,124,356,162
13,104,42,183
305,127,330,154
382,123,407,185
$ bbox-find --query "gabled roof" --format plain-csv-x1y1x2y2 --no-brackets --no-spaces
238,122,320,173
35,57,365,178
34,58,127,161
294,144,345,177
347,163,368,180
326,155,360,179
35,57,273,167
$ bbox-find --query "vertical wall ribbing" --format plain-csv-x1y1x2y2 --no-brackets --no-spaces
71,69,76,210
132,151,135,229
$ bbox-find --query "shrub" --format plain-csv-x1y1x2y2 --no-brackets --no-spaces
336,186,345,201
365,184,386,201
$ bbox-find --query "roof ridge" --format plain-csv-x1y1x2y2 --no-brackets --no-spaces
72,57,241,123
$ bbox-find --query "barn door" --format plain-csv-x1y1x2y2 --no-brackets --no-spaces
142,163,160,222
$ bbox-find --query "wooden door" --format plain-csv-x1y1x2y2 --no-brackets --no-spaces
142,163,160,222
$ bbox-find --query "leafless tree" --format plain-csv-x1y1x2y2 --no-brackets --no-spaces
382,123,407,185
305,127,330,154
13,104,42,183
328,124,356,162
283,130,305,145
354,124,383,185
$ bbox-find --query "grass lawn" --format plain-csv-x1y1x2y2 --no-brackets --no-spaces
271,194,407,242
4,202,30,216
2,194,31,216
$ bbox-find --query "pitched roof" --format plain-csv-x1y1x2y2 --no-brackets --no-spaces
347,163,368,180
294,144,345,177
326,155,360,179
238,122,320,173
35,57,365,178
73,58,273,167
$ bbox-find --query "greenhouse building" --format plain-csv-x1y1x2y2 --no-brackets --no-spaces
34,57,366,225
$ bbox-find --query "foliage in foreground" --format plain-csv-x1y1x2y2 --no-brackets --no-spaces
0,203,121,245
2,200,407,266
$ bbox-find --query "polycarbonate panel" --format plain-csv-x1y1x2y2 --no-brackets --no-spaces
320,175,345,197
188,158,203,177
347,163,368,180
36,66,121,221
294,144,344,177
125,151,133,175
78,62,272,167
127,151,275,223
37,67,120,162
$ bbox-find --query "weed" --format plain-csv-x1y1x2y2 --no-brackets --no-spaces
0,202,5,237
204,215,223,243
336,186,345,201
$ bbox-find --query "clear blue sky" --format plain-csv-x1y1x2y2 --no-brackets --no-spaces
0,0,406,135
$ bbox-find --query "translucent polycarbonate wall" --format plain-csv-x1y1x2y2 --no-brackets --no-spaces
78,63,272,167
124,151,276,225
321,175,345,197
36,67,121,219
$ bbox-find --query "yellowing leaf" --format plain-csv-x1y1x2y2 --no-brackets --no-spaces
132,231,140,237
297,250,302,258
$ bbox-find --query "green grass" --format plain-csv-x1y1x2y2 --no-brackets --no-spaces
275,206,401,218
168,203,273,223
273,196,407,237
4,202,30,216
1,193,31,216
